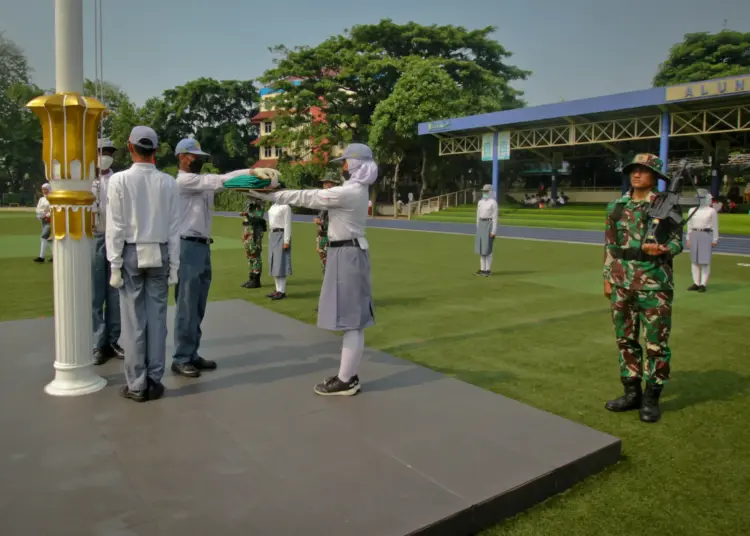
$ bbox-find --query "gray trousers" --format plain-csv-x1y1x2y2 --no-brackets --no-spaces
173,239,211,365
92,233,121,350
119,243,170,391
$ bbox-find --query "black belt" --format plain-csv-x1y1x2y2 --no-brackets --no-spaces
611,247,661,262
329,239,359,248
271,228,284,233
479,218,492,221
695,228,712,232
181,236,213,245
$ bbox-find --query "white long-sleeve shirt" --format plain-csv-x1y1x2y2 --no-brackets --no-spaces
105,163,182,270
175,169,248,238
476,197,498,235
688,206,719,243
35,196,50,220
267,203,292,245
91,169,113,233
271,182,368,243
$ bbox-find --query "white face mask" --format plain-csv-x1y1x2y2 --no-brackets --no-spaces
99,155,114,171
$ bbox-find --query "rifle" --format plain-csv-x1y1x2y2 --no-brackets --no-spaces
644,160,692,244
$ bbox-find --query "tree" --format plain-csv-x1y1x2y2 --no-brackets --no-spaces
82,79,133,138
260,20,529,183
653,30,750,86
151,78,258,171
0,33,44,199
369,57,467,206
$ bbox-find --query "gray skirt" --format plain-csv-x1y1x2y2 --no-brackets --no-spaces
268,230,292,277
41,221,51,240
688,230,713,265
317,244,375,332
475,219,494,255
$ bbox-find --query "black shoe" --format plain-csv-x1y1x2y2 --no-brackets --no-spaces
687,284,700,291
483,271,492,277
241,279,252,288
192,356,217,371
605,377,642,412
33,257,44,263
111,343,125,359
248,274,261,288
147,378,165,401
266,290,278,298
473,270,484,276
93,348,109,365
270,292,286,301
171,362,201,378
314,375,361,396
119,385,147,402
640,383,663,423
697,285,707,293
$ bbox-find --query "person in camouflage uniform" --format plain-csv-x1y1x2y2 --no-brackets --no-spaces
240,196,267,288
314,172,342,272
603,153,683,424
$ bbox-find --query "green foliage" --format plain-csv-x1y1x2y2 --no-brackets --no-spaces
214,190,246,212
259,19,528,183
653,30,750,86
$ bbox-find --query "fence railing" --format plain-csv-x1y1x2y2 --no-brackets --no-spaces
407,189,476,220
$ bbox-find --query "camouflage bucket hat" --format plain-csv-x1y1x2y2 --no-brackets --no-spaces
319,172,343,185
622,153,668,179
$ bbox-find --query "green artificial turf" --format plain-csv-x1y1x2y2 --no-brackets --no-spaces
1,212,749,535
419,204,750,236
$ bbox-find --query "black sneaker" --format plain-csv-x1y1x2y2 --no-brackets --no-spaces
111,343,125,359
270,292,286,301
33,257,44,263
314,375,361,396
119,385,147,403
698,285,707,293
171,362,201,378
473,270,484,276
687,284,700,291
483,271,492,277
93,348,109,365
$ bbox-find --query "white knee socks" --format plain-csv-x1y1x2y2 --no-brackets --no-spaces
691,264,701,285
274,277,287,293
691,264,711,286
39,239,48,259
480,256,487,271
486,253,493,272
700,265,710,286
338,329,365,382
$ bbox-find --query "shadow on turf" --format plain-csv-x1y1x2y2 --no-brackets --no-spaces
661,370,750,411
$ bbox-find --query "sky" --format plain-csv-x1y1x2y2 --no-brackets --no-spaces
1,0,749,108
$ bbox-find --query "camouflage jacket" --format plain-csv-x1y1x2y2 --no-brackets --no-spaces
242,198,266,229
317,210,329,237
603,190,683,291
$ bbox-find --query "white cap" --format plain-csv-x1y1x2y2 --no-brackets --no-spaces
482,184,492,192
128,126,158,150
98,138,115,150
41,183,50,190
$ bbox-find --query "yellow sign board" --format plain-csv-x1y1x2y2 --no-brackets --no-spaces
666,75,750,102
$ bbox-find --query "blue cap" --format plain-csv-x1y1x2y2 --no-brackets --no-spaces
330,143,373,163
175,138,210,156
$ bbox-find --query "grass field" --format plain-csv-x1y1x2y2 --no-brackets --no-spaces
419,203,750,236
2,211,750,535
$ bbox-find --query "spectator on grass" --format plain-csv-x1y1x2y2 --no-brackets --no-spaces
33,183,52,263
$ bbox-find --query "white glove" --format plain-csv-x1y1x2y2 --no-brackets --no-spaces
168,267,179,286
110,268,123,289
254,168,281,186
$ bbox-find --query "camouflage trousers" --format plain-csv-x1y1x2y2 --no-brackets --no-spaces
610,286,673,385
242,227,264,275
317,236,328,272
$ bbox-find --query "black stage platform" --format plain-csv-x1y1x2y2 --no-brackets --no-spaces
0,300,621,536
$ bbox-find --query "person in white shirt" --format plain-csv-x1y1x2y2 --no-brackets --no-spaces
106,126,181,402
475,184,498,276
247,143,377,396
265,202,293,300
686,188,719,292
33,183,52,263
91,138,124,364
170,138,250,379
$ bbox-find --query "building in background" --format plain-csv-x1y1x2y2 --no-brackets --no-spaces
251,78,346,169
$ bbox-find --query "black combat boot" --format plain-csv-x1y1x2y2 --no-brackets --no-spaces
605,377,642,412
640,383,663,423
249,273,261,288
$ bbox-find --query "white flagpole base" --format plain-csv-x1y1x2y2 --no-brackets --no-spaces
44,366,107,397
